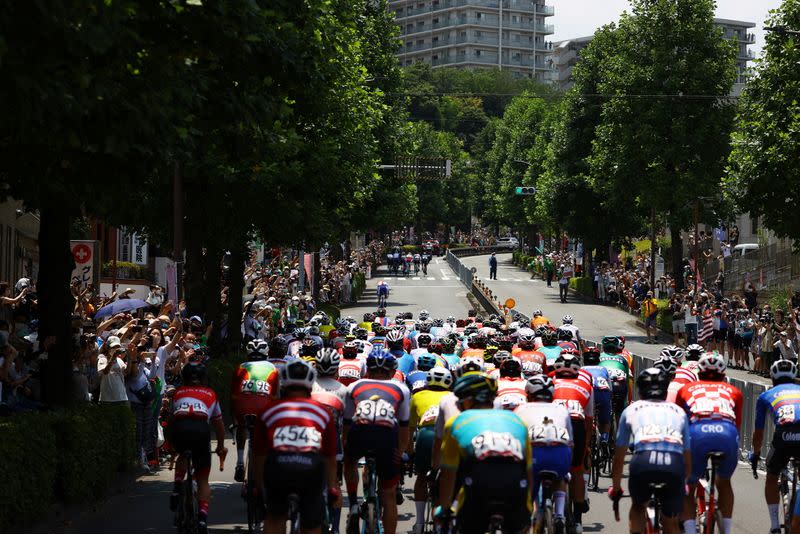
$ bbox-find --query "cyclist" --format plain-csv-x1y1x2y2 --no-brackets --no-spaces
515,374,573,530
750,359,800,534
538,330,563,369
609,368,691,534
377,282,390,308
343,350,410,534
598,336,632,421
560,315,582,351
662,349,697,404
437,373,533,534
683,343,704,373
494,357,528,410
408,367,453,534
337,341,366,387
532,309,551,329
439,337,461,370
167,362,228,534
268,337,289,369
231,339,279,482
675,352,742,534
254,359,341,534
406,353,438,393
582,347,612,445
413,253,421,274
552,353,594,532
513,331,547,370
387,329,413,376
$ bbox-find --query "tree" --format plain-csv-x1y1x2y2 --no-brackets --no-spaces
588,0,737,287
727,0,800,241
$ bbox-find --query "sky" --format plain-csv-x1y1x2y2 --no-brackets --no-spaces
550,0,783,58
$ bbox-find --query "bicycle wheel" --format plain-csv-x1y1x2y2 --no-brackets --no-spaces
780,473,792,534
246,481,260,534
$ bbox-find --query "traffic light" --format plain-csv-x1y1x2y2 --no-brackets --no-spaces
515,186,536,195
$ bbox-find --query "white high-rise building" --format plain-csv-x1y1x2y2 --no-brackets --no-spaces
389,0,556,81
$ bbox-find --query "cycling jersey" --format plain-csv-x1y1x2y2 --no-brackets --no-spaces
172,386,223,423
396,351,416,376
461,348,485,360
434,392,460,440
582,365,612,425
231,360,279,399
493,377,528,410
755,383,800,429
666,367,697,403
369,336,386,349
405,369,429,393
441,353,460,370
253,398,337,457
532,316,551,328
344,379,411,428
441,409,532,471
513,349,547,369
616,400,690,455
337,358,366,387
675,381,743,426
514,402,574,447
598,352,630,378
681,360,701,373
560,324,581,344
553,370,594,420
311,377,347,414
538,346,563,367
410,389,449,429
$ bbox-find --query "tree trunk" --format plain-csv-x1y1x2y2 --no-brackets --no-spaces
39,199,75,407
202,247,223,354
671,225,684,293
649,207,657,290
224,243,247,355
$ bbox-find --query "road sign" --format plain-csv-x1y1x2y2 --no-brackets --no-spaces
470,267,477,274
515,186,536,195
70,240,100,289
505,298,516,309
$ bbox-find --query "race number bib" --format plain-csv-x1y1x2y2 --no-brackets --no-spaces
273,425,323,452
411,380,427,391
354,399,397,427
692,397,735,420
608,369,626,382
553,399,585,418
635,424,683,445
339,368,361,380
174,400,207,416
419,405,439,426
496,393,526,410
531,424,570,445
240,379,271,395
595,377,610,391
778,405,796,426
471,431,523,461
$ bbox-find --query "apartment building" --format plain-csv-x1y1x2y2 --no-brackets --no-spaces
548,18,755,93
389,0,555,81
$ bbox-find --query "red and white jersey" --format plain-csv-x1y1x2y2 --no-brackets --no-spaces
172,386,222,422
494,377,528,410
253,398,337,457
553,370,594,420
681,360,701,373
312,377,347,418
675,380,743,427
514,349,547,368
337,358,366,387
666,368,697,404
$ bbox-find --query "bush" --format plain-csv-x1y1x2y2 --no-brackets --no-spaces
101,261,154,281
569,277,594,298
352,272,366,301
400,245,421,254
0,404,136,530
317,303,341,321
207,356,243,421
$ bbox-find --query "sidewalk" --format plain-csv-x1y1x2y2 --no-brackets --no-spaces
459,253,770,387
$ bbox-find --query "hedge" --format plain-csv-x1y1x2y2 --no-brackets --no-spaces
511,252,542,275
639,298,673,334
351,272,366,301
0,404,135,530
101,261,155,281
569,277,594,298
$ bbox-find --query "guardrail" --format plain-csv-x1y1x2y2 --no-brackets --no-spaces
630,353,773,461
447,246,527,319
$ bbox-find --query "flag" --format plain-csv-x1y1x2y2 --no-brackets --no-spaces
698,311,714,343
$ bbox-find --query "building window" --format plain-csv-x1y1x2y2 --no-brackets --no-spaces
417,21,424,27
433,55,439,60
417,2,425,8
476,11,482,18
512,15,518,23
406,41,412,48
476,30,482,37
433,17,439,24
476,49,482,56
417,39,424,45
461,31,467,37
432,36,439,42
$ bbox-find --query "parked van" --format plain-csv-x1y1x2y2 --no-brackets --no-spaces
732,243,759,257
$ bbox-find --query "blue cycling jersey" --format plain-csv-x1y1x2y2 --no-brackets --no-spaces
755,383,800,429
616,400,691,455
396,351,416,375
538,346,563,367
582,365,611,392
406,370,428,392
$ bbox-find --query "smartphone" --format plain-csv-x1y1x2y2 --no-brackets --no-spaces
138,319,149,327
132,325,142,333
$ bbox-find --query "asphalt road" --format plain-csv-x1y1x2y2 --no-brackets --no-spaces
42,255,772,533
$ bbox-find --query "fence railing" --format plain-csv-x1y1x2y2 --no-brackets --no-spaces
702,242,800,293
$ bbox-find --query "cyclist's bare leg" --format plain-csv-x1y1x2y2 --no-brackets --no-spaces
236,425,246,463
413,474,427,503
765,472,780,507
381,485,398,534
629,502,647,533
661,515,680,534
682,483,697,529
343,458,360,510
716,477,733,518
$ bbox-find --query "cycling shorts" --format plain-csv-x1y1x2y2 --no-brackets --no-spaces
766,423,800,476
414,426,435,474
263,452,325,529
688,421,739,483
570,418,587,470
345,424,400,488
594,389,612,426
628,451,685,517
532,445,571,482
611,383,628,412
458,459,530,534
233,394,271,425
168,418,211,476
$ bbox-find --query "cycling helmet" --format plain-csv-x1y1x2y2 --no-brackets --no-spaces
518,332,536,348
417,321,432,333
660,345,686,365
474,314,484,323
375,308,386,318
653,356,677,377
300,338,319,357
521,361,543,378
463,324,478,336
428,341,443,355
685,344,704,361
417,333,433,348
446,315,456,324
427,367,454,390
269,337,288,358
562,315,574,325
335,318,349,332
318,312,330,326
417,353,438,372
636,368,669,400
525,374,554,400
385,329,404,348
432,318,444,328
471,335,488,349
532,309,543,317
181,361,207,385
552,353,581,377
494,350,513,366
342,340,358,358
315,348,341,376
419,310,430,321
366,349,397,372
453,373,497,404
354,327,369,340
499,358,522,378
535,325,550,338
497,336,514,352
247,339,269,359
307,325,320,337
541,330,558,347
363,313,375,323
556,328,573,342
583,347,600,366
771,359,797,383
457,356,485,376
696,352,726,378
561,344,580,356
484,344,499,356
441,337,457,352
601,336,622,352
373,324,386,336
280,358,316,390
395,313,406,324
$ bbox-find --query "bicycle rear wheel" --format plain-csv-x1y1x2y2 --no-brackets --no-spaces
246,481,260,534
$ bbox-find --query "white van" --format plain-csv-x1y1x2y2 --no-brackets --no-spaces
732,243,759,257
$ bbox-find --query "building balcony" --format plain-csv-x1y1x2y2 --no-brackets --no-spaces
739,48,755,60
395,0,554,18
432,54,500,66
742,33,756,43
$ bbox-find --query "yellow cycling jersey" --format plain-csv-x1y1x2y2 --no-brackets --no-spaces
357,321,373,332
409,389,450,429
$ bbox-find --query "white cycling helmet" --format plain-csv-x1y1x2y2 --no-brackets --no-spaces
315,348,341,376
456,356,485,377
562,315,573,325
427,367,454,390
419,309,430,321
660,345,685,365
697,352,726,377
521,361,543,378
771,359,797,382
247,339,269,356
280,358,317,390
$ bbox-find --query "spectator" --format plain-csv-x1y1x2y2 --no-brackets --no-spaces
743,282,758,311
489,253,498,280
97,336,128,404
0,281,28,309
642,291,659,344
684,297,699,345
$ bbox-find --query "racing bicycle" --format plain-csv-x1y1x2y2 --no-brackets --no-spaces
174,450,198,534
536,470,568,534
694,451,725,534
754,456,800,534
347,453,383,534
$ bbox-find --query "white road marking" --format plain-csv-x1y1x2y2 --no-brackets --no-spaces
499,278,509,281
512,278,521,282
412,277,421,280
427,277,435,281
